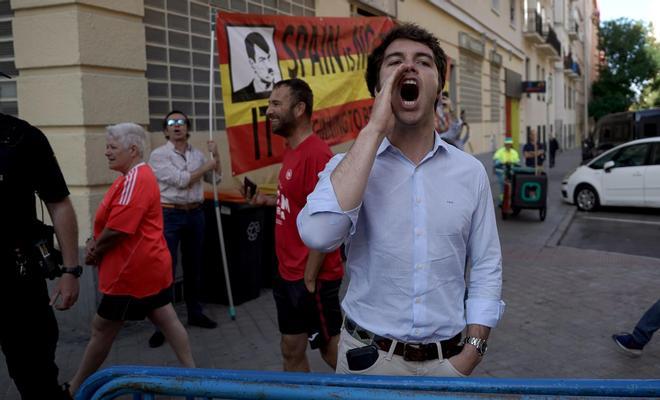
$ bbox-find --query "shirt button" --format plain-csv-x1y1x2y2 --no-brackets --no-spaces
416,196,422,204
415,228,422,236
416,264,422,270
415,297,421,304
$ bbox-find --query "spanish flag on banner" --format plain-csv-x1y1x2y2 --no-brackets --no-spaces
216,12,395,176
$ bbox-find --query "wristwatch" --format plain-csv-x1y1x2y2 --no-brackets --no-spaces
462,337,488,356
61,265,83,278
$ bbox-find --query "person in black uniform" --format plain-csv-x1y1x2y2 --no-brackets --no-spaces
0,112,81,399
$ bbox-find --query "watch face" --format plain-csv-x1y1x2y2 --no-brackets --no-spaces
479,342,488,355
465,337,487,355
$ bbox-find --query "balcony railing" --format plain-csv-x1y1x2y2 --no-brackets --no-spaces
563,54,581,79
568,17,579,40
537,24,561,60
546,26,561,55
564,53,574,70
523,10,544,44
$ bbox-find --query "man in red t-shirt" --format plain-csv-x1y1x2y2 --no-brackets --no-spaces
248,79,343,372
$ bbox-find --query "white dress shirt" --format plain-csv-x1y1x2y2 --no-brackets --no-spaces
297,133,505,343
149,141,220,204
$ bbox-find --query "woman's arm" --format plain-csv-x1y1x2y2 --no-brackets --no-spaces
87,228,128,265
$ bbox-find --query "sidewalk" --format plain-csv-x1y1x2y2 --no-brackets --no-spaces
2,148,659,399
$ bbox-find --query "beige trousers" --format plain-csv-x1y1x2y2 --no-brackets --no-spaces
335,327,467,377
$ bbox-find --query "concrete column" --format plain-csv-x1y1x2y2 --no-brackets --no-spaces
11,0,147,329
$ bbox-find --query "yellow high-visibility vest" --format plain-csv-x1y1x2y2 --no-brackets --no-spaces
493,147,520,164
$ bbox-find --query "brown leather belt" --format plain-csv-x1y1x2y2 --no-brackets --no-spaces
161,202,202,211
344,317,462,361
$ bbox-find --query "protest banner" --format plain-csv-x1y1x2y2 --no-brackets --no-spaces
216,12,395,175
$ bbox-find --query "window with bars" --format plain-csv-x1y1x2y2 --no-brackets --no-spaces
459,51,483,122
144,0,315,133
0,0,17,116
490,63,501,122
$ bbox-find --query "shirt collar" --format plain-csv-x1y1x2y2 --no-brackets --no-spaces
165,140,191,154
376,130,448,159
125,162,145,175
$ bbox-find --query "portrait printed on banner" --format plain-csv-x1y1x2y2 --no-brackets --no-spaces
228,26,282,103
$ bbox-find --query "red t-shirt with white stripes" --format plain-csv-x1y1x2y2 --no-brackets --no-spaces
94,163,173,298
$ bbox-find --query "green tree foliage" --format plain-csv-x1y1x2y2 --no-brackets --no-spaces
589,18,660,120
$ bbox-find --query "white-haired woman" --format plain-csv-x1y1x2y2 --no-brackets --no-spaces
67,123,195,395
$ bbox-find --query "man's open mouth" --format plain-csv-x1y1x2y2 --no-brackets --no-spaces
400,79,419,106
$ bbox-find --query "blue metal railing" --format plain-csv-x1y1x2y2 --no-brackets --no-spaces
76,366,660,400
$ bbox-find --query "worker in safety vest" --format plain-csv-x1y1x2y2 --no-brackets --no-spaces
493,137,520,204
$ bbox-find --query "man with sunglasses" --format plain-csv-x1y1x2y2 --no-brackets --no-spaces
147,110,221,348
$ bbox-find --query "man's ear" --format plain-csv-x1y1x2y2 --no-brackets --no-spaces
294,102,306,118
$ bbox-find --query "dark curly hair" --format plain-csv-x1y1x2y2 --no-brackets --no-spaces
365,23,447,97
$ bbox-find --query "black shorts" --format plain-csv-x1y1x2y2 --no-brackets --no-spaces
273,277,342,342
97,286,172,321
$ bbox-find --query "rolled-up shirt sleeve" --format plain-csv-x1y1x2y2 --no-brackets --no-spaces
465,166,505,327
297,154,359,253
149,150,191,189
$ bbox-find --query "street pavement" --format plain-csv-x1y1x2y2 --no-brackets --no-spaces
561,207,660,259
2,147,659,399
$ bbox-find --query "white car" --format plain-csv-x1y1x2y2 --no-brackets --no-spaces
562,137,660,211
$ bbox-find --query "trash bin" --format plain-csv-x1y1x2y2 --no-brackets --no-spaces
261,205,278,288
202,200,263,305
513,173,547,209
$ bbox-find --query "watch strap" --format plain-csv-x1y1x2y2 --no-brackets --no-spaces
463,336,487,356
61,265,83,278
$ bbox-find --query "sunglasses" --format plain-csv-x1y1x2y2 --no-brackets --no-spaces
166,118,187,127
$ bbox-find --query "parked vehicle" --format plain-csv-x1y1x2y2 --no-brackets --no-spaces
582,108,660,161
562,137,660,211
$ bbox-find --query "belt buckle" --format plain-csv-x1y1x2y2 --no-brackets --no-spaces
403,343,426,362
354,328,373,343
